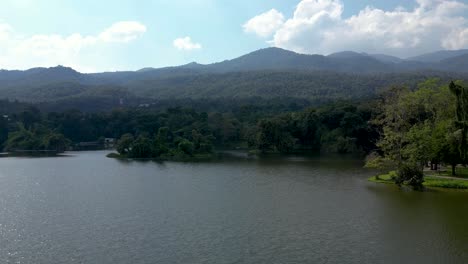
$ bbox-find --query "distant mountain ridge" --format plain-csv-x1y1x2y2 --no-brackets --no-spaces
407,49,468,63
136,47,468,74
1,47,468,111
2,47,468,78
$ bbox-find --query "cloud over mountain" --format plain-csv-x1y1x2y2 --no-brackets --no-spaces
243,9,285,38
244,0,468,57
0,21,146,72
173,37,202,51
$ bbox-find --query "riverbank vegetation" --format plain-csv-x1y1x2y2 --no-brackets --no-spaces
1,79,467,173
366,79,468,189
111,127,216,160
369,171,468,190
3,122,69,153
0,98,379,159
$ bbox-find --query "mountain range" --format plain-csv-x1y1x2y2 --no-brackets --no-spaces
135,47,468,73
0,47,467,111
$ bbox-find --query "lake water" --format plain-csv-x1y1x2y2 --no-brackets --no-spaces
0,151,467,264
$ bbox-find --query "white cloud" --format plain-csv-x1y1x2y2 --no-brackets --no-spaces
0,21,146,72
173,36,202,50
243,9,285,38
443,28,468,50
244,0,468,57
292,0,342,20
99,21,147,43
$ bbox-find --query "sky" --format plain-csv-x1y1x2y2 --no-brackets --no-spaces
1,0,468,72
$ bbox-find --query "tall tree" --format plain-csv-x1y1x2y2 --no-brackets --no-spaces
449,81,468,162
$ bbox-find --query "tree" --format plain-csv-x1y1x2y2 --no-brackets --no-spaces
402,121,432,167
129,135,153,158
153,127,170,157
5,123,69,153
0,116,8,148
364,152,394,176
395,164,424,190
5,123,37,151
373,86,412,167
449,81,468,163
116,133,134,155
255,119,276,153
19,106,41,129
370,81,459,187
178,139,194,156
44,133,69,152
440,129,463,176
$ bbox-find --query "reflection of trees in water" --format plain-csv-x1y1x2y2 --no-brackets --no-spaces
366,185,468,262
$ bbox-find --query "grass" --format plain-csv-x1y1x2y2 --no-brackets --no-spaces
369,171,396,184
434,167,468,179
424,176,468,189
369,171,468,190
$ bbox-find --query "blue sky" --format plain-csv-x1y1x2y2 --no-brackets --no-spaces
1,0,468,72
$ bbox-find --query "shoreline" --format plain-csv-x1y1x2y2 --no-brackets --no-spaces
369,171,468,190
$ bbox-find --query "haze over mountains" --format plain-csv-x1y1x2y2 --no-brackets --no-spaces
0,47,467,111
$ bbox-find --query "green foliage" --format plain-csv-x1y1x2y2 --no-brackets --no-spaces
129,136,153,159
178,139,195,156
153,127,170,156
395,164,425,190
364,152,395,173
368,171,397,183
424,177,468,189
0,116,8,147
253,102,377,154
43,133,68,153
5,124,36,151
372,80,459,162
369,172,468,190
449,167,468,178
112,113,215,160
370,79,468,186
2,65,466,109
449,81,468,162
18,106,42,129
116,134,134,155
5,123,69,153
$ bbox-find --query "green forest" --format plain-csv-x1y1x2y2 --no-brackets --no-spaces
1,79,468,188
0,98,377,157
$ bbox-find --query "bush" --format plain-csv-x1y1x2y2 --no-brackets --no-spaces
116,133,134,155
129,136,153,158
178,139,194,156
396,164,424,190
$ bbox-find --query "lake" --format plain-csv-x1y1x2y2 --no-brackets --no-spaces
0,151,467,263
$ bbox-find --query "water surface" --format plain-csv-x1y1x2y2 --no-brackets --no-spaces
0,151,467,263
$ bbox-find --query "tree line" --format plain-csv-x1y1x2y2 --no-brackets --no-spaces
1,78,467,179
0,98,377,157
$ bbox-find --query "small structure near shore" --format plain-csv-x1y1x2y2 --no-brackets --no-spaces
72,138,116,151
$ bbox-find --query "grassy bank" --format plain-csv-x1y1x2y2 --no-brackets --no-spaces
432,167,468,179
369,171,468,190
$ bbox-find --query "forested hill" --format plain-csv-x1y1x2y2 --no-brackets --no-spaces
1,47,468,111
132,47,468,73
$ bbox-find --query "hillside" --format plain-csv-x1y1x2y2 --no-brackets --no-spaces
407,49,468,63
1,47,468,111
